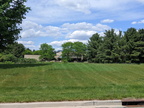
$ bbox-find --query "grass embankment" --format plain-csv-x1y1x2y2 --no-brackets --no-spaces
0,63,144,102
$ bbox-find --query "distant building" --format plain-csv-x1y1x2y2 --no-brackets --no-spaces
24,55,40,61
55,51,62,60
24,51,62,61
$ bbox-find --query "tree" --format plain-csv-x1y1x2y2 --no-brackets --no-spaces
24,48,33,55
131,29,144,63
0,0,30,50
73,42,87,61
4,42,25,58
102,29,122,63
87,33,102,63
123,28,138,63
137,29,144,63
39,43,55,61
87,28,144,63
33,50,42,55
62,42,74,61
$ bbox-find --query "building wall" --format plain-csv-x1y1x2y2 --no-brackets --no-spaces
55,52,62,60
24,55,40,61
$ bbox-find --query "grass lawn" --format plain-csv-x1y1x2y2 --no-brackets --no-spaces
0,63,144,103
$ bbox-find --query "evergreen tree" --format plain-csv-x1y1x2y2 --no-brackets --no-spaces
123,28,138,63
131,29,144,63
87,28,144,63
87,33,102,62
102,29,121,63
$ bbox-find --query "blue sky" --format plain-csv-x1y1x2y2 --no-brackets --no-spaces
18,0,144,51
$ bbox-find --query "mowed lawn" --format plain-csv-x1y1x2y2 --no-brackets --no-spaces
0,63,144,102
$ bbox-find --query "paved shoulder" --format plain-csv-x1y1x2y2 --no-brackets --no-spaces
0,100,125,108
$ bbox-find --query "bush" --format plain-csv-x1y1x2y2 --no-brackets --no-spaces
16,58,38,64
0,53,3,62
3,61,15,64
0,54,17,62
62,59,68,63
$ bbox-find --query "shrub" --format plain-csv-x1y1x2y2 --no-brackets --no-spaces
0,54,17,62
62,59,68,63
16,58,38,64
3,61,15,64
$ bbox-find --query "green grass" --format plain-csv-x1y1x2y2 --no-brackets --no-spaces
0,63,144,102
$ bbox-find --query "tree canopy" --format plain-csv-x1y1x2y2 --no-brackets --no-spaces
39,43,55,61
0,0,30,50
62,42,87,62
87,28,144,63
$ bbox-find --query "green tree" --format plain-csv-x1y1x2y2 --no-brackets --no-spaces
73,42,87,61
101,29,121,63
131,29,144,63
123,28,138,63
87,33,102,63
24,48,33,55
0,0,30,50
33,50,42,55
117,35,126,63
62,42,74,61
39,43,55,61
4,42,25,58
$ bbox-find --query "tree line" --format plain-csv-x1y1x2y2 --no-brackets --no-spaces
62,28,144,63
0,43,56,63
1,1,144,64
0,27,144,63
88,28,144,63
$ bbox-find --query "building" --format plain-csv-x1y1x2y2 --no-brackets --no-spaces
24,55,40,61
24,51,62,61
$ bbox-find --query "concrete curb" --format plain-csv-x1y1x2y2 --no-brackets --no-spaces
0,100,126,108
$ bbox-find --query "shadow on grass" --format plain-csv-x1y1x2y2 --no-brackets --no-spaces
0,63,51,69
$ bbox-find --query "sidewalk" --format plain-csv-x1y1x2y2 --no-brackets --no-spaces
0,100,126,108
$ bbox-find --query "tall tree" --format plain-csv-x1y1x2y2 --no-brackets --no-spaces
24,48,33,55
131,29,144,63
87,33,102,62
4,42,25,58
40,43,55,61
73,42,87,61
62,42,74,61
102,29,121,63
123,28,138,63
0,0,30,50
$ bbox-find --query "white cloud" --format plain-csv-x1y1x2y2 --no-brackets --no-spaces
18,0,144,51
137,0,144,3
132,21,137,24
62,22,110,31
49,39,88,50
17,41,38,50
101,19,114,23
99,32,105,37
21,21,111,39
67,30,96,40
95,23,111,31
25,0,144,24
55,0,91,14
140,20,144,23
62,22,93,31
21,21,42,31
131,19,144,24
18,41,34,45
25,45,37,49
20,21,62,38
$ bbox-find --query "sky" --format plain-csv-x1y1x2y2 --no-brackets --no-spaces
18,0,144,51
